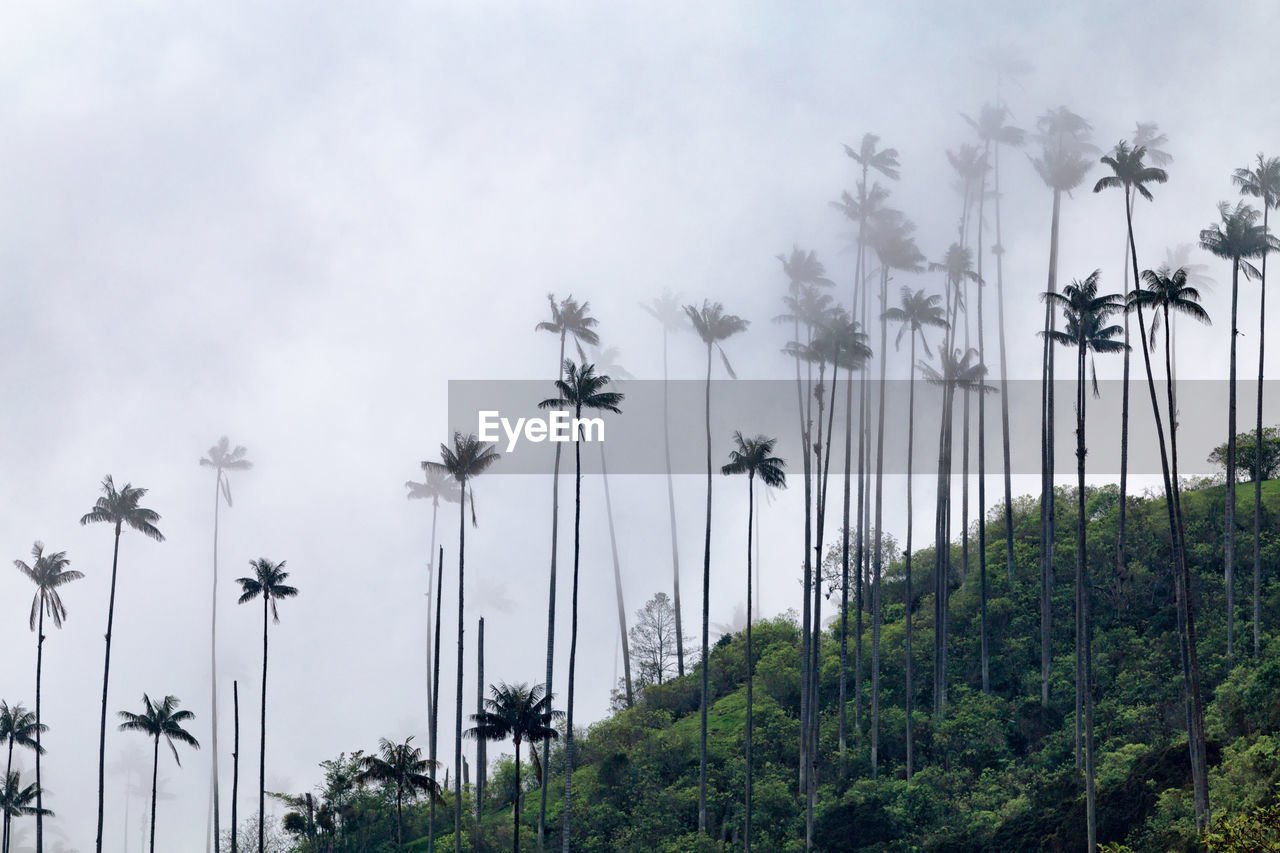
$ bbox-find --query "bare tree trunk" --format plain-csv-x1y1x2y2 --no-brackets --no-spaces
95,525,124,853
1255,206,1269,658
698,344,713,836
35,602,46,853
538,341,567,852
600,445,634,706
745,475,755,853
231,681,239,853
1228,261,1240,664
455,485,468,853
209,475,222,853
562,405,587,853
904,333,918,778
660,329,687,679
429,547,444,853
1040,189,1061,709
476,617,486,850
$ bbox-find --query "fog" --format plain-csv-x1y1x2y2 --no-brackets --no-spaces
2,1,1278,849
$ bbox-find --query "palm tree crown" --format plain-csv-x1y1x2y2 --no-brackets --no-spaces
1200,201,1276,272
1043,271,1127,392
685,301,750,377
539,361,625,419
0,704,44,757
1232,153,1280,211
1133,266,1212,346
80,475,164,540
467,682,562,749
356,737,441,800
721,433,787,487
1093,140,1169,202
16,543,84,631
117,695,200,764
423,433,501,524
883,287,949,356
406,464,462,506
200,437,253,506
843,133,901,180
535,294,600,361
237,559,299,621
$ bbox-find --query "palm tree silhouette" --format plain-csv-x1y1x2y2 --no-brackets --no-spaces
199,436,252,851
1092,138,1168,621
1,703,44,853
964,103,1025,585
721,433,785,853
1232,154,1280,658
81,475,164,853
640,291,690,680
883,286,947,778
424,433,500,853
533,294,597,850
1044,271,1126,851
236,558,298,853
15,542,82,853
406,467,461,728
1031,106,1093,709
1200,201,1276,664
683,300,747,835
356,736,441,850
117,695,199,853
467,682,561,853
1,770,51,851
539,361,622,851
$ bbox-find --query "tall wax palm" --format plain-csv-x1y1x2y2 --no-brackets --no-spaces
199,436,252,852
467,683,561,853
1092,138,1168,616
869,217,924,776
81,475,164,853
1044,271,1126,851
964,103,1025,582
946,144,987,246
117,695,199,853
16,543,82,853
921,348,989,719
1031,107,1093,708
428,547,444,853
1233,155,1280,657
684,300,748,835
586,344,637,707
406,466,461,727
883,287,947,778
424,433,500,853
722,433,786,853
640,291,690,679
0,703,44,853
839,137,899,758
774,251,834,804
236,559,299,853
533,294,597,850
539,362,623,852
1199,201,1275,664
356,737,441,850
1,771,49,853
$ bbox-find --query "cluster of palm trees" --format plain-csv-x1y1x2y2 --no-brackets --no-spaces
4,448,301,853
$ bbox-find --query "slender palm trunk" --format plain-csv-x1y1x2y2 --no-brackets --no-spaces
149,736,159,853
1255,207,1269,658
35,602,45,853
600,445,634,706
95,524,124,853
1228,261,1240,663
1040,189,1061,708
210,476,222,853
259,595,269,853
933,370,955,719
429,547,444,853
476,617,486,848
904,333,918,778
744,474,755,853
838,364,854,773
994,135,1016,583
428,500,440,728
561,405,585,853
697,343,713,835
1073,336,1098,850
792,315,813,800
853,206,870,750
4,733,14,853
1117,212,1133,608
396,788,404,849
456,484,468,853
512,739,522,853
976,151,990,695
231,681,239,853
872,267,889,775
660,329,687,679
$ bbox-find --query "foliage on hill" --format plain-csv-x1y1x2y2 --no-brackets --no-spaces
281,480,1280,852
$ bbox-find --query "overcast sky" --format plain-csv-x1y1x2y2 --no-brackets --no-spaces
2,1,1280,849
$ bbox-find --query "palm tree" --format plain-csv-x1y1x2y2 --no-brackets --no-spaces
199,437,252,851
683,300,748,835
921,348,989,719
1044,271,1126,850
721,433,785,853
424,433,500,853
1031,107,1093,709
1233,155,1280,658
81,475,164,853
428,547,444,853
356,737,441,850
533,294,597,850
1092,138,1168,617
1,770,50,853
406,466,461,727
1200,201,1275,664
16,542,82,853
964,103,1025,582
117,695,199,853
883,287,947,777
467,683,561,853
236,559,299,853
0,703,44,853
641,291,690,680
538,362,622,851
